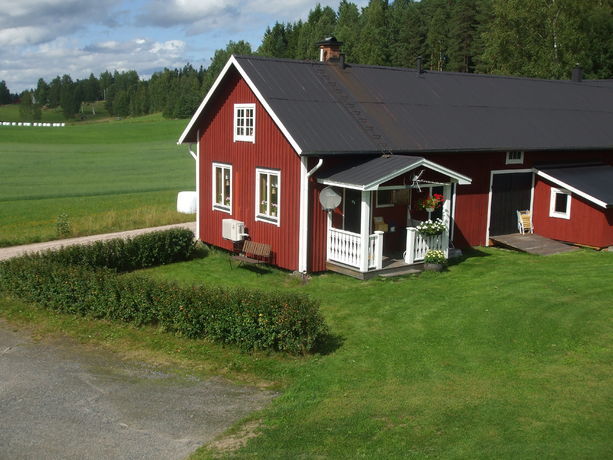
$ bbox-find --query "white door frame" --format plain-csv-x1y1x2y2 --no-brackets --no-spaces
486,169,535,244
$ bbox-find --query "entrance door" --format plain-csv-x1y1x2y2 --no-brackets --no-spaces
343,188,362,234
490,173,532,236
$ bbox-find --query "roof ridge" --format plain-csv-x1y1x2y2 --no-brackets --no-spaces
234,54,607,86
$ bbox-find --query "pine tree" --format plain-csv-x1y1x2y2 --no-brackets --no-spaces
355,0,390,66
388,0,425,68
0,80,10,104
335,0,360,62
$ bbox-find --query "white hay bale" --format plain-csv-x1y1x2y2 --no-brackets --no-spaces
177,191,197,214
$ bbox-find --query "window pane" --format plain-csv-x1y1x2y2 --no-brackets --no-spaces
215,167,222,204
554,192,568,213
224,168,231,205
259,173,268,214
270,174,278,216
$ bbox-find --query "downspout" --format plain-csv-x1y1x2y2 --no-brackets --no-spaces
298,157,324,274
187,143,197,160
307,158,324,177
188,141,200,240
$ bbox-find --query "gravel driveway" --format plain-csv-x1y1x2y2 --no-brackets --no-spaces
0,321,275,459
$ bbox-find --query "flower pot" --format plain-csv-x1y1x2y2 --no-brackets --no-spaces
426,207,435,212
424,262,444,272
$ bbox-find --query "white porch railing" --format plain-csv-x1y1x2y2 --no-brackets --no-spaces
327,227,383,271
404,227,449,264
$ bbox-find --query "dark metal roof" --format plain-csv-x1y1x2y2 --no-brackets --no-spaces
234,55,613,155
536,164,613,207
180,55,613,155
315,154,471,189
317,155,423,188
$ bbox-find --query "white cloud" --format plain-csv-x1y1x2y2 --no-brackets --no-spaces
0,37,190,92
137,0,352,34
0,0,122,47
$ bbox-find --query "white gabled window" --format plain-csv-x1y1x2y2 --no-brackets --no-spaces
212,162,232,213
549,187,571,219
506,151,524,165
233,103,255,142
255,168,280,225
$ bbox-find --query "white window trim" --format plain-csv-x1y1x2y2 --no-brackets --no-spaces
549,187,571,219
233,103,255,143
506,151,524,165
212,162,232,214
255,168,280,226
375,190,394,208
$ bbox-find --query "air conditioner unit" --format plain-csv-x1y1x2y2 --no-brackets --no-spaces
222,219,246,241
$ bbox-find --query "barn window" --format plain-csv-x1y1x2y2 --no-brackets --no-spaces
506,151,524,165
255,168,280,225
234,103,255,142
376,189,394,208
212,163,232,213
549,187,571,219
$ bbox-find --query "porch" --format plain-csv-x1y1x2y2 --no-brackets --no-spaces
316,155,471,278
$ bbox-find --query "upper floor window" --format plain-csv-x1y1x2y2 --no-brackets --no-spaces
256,168,280,225
234,103,255,142
212,162,232,213
506,151,524,165
549,187,571,219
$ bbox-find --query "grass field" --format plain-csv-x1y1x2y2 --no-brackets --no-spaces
0,101,110,123
2,247,610,458
0,113,194,246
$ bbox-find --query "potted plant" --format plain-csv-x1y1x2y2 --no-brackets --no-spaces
416,218,446,236
418,193,445,212
423,249,447,272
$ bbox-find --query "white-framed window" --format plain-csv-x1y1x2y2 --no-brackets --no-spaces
212,162,232,213
506,151,524,165
255,168,280,225
233,103,255,142
376,189,394,208
549,187,571,219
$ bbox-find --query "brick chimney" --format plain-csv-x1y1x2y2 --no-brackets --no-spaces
316,36,343,62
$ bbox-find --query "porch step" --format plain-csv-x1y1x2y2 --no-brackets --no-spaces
378,266,423,278
326,261,424,280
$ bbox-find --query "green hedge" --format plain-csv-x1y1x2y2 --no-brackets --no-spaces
0,230,327,353
31,228,196,272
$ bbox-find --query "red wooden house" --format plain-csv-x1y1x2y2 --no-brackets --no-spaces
178,38,613,277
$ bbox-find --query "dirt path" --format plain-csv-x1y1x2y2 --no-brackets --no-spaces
0,320,275,459
0,222,196,261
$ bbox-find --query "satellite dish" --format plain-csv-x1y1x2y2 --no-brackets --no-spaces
319,186,342,211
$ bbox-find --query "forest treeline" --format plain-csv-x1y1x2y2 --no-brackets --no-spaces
10,0,613,121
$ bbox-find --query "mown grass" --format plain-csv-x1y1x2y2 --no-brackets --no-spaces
0,114,194,246
2,247,610,458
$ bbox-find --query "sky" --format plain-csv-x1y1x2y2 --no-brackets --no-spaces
0,0,368,93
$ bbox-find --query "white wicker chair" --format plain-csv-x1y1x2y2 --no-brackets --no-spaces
517,210,533,234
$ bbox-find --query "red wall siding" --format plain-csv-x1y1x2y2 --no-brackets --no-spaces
427,150,613,247
198,69,301,271
532,178,613,248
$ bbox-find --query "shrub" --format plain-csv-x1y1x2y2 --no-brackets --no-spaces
0,229,327,354
32,228,196,272
423,249,447,264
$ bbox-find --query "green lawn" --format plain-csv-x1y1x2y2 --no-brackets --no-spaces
1,243,611,457
15,247,590,458
0,114,194,246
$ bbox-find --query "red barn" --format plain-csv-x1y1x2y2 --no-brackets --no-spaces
179,38,613,277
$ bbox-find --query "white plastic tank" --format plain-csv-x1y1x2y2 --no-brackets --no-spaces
176,191,197,214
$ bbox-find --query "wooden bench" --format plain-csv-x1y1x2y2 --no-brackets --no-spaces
230,240,272,271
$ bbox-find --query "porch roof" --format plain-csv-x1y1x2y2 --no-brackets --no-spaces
535,163,613,208
315,155,471,190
